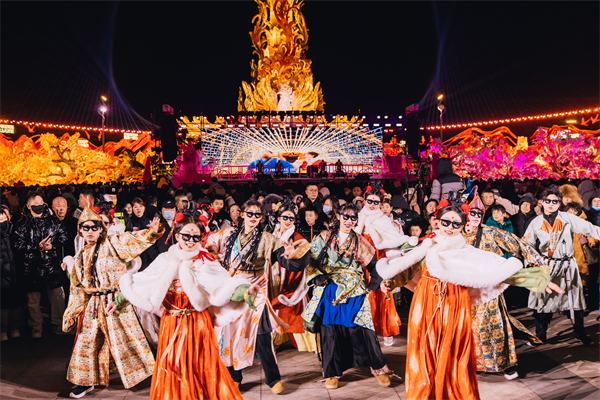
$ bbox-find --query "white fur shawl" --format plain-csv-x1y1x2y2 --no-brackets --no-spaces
354,207,417,251
376,231,524,305
119,245,250,326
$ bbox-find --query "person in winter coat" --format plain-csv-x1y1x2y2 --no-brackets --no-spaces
12,192,69,338
586,191,600,227
578,180,596,209
559,184,583,208
511,193,539,238
430,158,465,201
1,205,24,342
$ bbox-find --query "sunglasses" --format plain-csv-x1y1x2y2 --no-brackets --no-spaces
469,210,483,218
81,225,100,232
244,212,263,219
180,233,203,243
366,199,381,205
543,199,560,205
341,214,358,222
280,215,296,222
439,219,464,229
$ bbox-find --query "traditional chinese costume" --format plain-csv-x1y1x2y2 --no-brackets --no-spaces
119,244,251,400
302,230,391,381
464,224,546,372
524,211,600,342
208,227,310,388
376,232,551,400
62,208,164,389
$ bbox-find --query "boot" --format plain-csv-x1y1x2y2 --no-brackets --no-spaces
533,311,552,343
573,310,592,346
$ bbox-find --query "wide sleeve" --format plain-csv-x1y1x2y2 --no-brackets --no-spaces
364,255,383,291
106,226,165,262
62,263,89,332
491,227,545,266
271,237,311,272
503,266,551,294
565,213,600,241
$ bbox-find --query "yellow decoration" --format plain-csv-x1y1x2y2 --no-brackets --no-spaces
238,0,324,112
516,136,528,152
0,132,151,186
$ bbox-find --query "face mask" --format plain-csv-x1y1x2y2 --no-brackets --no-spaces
323,205,331,214
592,206,600,212
163,211,176,220
30,205,45,215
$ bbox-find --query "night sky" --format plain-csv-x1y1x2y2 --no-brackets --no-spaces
1,1,598,131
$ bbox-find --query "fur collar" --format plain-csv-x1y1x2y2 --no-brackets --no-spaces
274,223,295,243
173,245,200,260
119,244,250,325
354,207,383,235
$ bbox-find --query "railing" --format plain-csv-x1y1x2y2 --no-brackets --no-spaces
209,164,382,180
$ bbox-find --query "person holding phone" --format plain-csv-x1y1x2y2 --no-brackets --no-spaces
12,192,69,338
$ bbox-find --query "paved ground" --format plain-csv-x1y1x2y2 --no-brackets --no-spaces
1,307,598,400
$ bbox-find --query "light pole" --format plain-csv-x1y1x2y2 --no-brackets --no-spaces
99,96,107,152
437,94,445,143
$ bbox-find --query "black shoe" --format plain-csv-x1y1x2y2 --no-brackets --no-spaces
69,385,94,398
576,334,592,346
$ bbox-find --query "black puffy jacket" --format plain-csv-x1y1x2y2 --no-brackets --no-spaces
12,208,68,291
1,220,24,308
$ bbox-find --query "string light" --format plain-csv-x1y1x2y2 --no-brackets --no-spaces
0,119,152,134
425,107,599,130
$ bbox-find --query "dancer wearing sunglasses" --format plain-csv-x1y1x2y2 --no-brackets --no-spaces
524,185,600,345
377,200,562,400
354,182,413,347
463,196,550,380
269,198,316,352
304,202,394,389
61,207,164,399
208,199,311,394
120,215,263,400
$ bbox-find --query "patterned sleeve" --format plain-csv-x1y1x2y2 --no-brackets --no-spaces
355,234,376,269
504,266,551,293
62,262,89,332
491,227,545,266
107,226,165,262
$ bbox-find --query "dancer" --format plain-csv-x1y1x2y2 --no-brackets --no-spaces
270,198,316,352
62,208,164,398
525,185,600,344
208,199,310,394
353,183,406,346
464,195,547,379
377,201,560,400
120,215,262,400
303,202,394,389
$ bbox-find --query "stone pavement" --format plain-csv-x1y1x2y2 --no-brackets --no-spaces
0,308,598,400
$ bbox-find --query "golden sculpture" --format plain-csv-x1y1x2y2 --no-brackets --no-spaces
239,0,325,112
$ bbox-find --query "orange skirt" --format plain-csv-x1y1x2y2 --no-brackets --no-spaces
150,280,242,400
363,234,401,337
405,266,479,400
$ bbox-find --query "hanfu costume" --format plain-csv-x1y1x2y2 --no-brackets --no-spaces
62,208,164,389
302,230,391,380
376,232,552,400
119,244,252,400
354,207,415,337
524,211,600,342
464,225,546,372
208,227,310,388
270,223,316,352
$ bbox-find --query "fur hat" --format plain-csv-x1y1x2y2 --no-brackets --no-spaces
559,184,583,206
